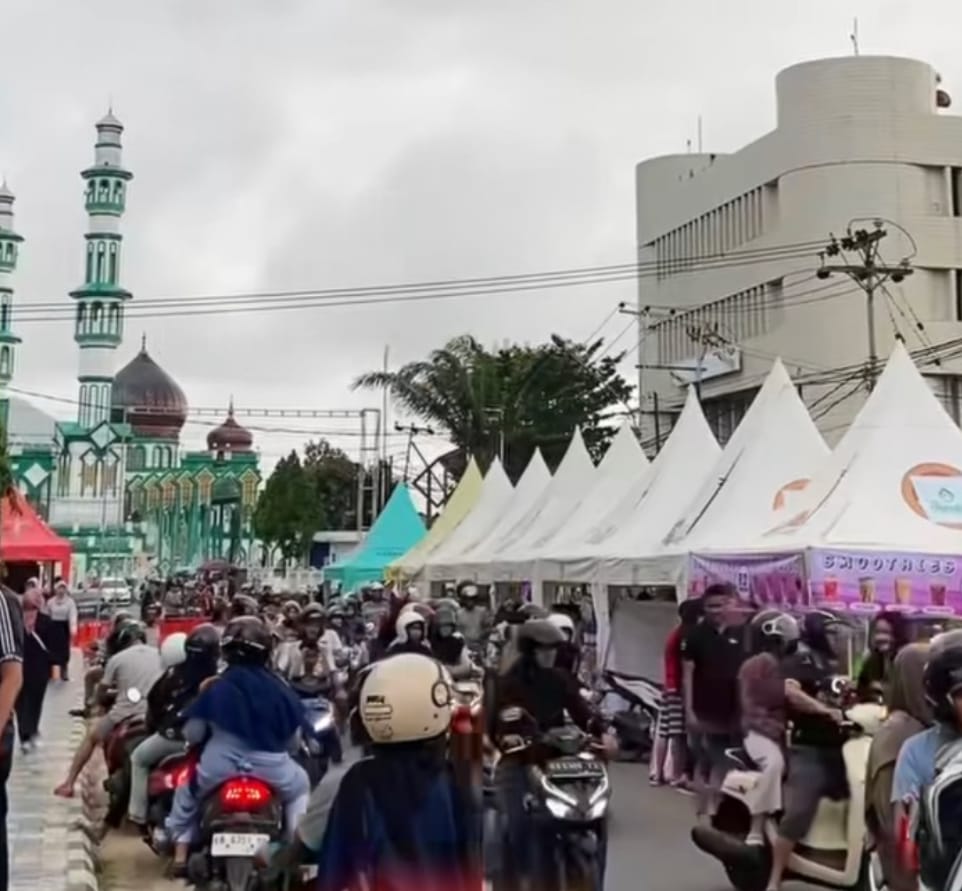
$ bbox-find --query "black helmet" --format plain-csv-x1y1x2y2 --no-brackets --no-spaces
924,630,962,724
519,603,548,622
221,616,273,666
112,610,134,630
184,623,221,662
114,620,147,652
801,608,845,657
516,619,565,656
750,610,800,656
229,593,259,619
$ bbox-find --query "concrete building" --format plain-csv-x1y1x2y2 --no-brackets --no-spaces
635,55,962,448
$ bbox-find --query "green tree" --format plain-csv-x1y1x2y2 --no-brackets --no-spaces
302,439,358,529
252,451,321,562
354,334,634,481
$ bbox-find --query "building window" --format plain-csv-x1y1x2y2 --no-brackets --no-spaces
127,444,145,471
108,243,118,284
0,347,10,377
701,387,760,445
108,303,119,335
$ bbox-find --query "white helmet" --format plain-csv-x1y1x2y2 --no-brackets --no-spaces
547,612,576,638
160,632,188,668
359,653,453,743
395,610,426,642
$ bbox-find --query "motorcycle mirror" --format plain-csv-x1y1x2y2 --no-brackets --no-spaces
125,687,143,704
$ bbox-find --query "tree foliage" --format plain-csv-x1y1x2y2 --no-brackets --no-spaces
354,334,634,481
253,439,359,562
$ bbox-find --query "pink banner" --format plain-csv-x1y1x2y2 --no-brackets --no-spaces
808,548,962,617
688,552,809,608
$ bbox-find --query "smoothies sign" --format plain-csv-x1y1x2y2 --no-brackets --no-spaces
809,548,962,616
689,553,808,607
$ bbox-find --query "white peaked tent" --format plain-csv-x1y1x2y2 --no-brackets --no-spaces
481,429,597,583
437,450,552,582
747,341,962,556
530,422,649,573
665,359,829,554
542,388,720,585
418,459,513,583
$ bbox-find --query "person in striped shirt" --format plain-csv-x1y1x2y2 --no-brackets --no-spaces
0,587,24,891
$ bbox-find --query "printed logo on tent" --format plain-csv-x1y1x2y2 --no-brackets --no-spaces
772,478,811,512
902,463,962,530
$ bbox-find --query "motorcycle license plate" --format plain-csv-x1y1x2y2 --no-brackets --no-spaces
210,832,270,858
546,758,604,780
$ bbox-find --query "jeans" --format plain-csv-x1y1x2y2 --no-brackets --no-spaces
128,733,186,824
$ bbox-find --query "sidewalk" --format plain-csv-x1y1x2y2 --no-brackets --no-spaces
8,654,97,891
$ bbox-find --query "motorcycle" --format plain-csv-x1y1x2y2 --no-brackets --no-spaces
691,700,886,891
186,776,285,891
143,748,197,851
494,712,611,891
601,670,660,761
289,674,340,786
101,687,151,828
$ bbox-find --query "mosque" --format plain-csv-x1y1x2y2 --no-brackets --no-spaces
0,113,261,583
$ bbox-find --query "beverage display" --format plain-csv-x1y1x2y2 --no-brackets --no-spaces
858,577,876,604
895,577,913,605
823,578,839,601
930,582,947,607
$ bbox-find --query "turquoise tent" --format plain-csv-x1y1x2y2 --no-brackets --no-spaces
324,483,426,590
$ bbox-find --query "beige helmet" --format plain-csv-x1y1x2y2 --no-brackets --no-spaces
359,653,453,743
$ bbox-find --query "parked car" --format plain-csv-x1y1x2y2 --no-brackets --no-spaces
99,577,134,606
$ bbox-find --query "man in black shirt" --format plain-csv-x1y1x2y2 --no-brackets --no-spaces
0,589,24,891
681,583,748,819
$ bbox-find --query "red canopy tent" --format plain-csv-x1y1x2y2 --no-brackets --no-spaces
2,490,72,581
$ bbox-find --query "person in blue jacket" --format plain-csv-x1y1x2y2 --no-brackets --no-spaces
314,652,481,891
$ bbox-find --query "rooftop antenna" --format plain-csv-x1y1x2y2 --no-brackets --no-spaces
850,17,859,56
697,115,703,153
686,138,692,154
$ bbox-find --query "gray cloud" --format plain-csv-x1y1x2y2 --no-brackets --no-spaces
3,0,962,464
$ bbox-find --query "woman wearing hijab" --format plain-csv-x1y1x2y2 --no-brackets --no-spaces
43,581,77,681
865,642,932,891
15,588,52,752
857,611,910,703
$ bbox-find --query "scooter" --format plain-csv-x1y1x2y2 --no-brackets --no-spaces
601,670,660,761
101,687,151,828
289,674,340,785
691,701,886,891
493,714,611,891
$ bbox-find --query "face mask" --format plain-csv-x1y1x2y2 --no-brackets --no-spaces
534,647,557,669
408,625,424,643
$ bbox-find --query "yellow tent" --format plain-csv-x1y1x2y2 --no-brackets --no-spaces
387,457,483,581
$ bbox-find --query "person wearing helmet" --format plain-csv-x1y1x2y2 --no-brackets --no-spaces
429,601,474,679
735,610,799,846
165,617,310,877
54,620,163,800
386,610,433,658
891,630,962,809
311,653,480,891
142,600,163,648
126,624,221,829
456,583,490,652
766,609,851,891
280,599,303,641
546,611,580,677
229,592,259,619
491,618,610,890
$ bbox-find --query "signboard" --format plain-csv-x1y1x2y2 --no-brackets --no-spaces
671,346,742,388
688,552,808,607
808,548,962,616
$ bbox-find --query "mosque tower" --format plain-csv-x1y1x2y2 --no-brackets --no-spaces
72,110,133,428
0,181,23,431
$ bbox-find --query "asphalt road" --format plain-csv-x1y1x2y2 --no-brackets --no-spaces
607,762,728,891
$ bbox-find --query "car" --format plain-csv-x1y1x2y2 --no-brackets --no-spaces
99,577,133,606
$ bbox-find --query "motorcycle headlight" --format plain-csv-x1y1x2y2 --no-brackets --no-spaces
545,797,576,820
314,712,334,734
587,797,609,821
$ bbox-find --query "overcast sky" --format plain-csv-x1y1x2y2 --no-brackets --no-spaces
2,0,960,469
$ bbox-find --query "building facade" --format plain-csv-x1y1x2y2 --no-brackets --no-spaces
5,112,260,583
635,55,962,448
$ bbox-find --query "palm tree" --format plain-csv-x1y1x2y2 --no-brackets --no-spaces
353,335,505,469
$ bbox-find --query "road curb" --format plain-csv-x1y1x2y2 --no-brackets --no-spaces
67,695,102,891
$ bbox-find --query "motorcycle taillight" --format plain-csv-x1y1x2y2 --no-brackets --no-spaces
451,706,474,735
219,778,273,812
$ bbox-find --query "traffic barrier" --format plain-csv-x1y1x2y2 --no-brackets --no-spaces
73,616,208,649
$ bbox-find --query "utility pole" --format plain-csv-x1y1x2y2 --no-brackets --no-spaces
816,221,913,390
684,322,728,402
